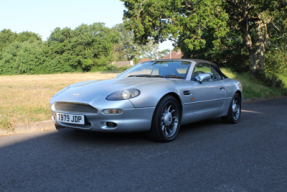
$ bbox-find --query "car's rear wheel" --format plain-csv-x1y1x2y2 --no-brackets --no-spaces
148,95,181,142
221,93,241,124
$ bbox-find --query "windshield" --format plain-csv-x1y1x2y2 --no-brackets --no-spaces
117,61,191,79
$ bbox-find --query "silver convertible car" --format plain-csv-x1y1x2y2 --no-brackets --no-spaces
50,59,242,142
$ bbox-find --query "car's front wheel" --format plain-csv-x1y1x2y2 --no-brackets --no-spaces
148,95,181,142
222,93,241,124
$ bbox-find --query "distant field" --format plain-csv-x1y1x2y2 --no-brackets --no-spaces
0,70,286,130
0,72,117,130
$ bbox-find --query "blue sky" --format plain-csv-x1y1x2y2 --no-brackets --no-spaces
0,0,173,51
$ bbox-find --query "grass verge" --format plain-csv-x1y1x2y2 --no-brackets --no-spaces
221,68,287,99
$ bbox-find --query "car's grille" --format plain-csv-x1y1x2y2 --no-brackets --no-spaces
55,102,98,114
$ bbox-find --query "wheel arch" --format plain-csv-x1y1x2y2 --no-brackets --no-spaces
153,92,183,118
235,90,243,105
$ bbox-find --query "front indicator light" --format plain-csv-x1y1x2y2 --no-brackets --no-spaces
102,109,123,114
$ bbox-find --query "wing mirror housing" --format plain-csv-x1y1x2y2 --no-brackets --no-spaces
196,73,211,83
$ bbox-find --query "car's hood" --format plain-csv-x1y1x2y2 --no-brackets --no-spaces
52,77,168,103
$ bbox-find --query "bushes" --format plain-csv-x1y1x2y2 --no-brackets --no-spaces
0,24,119,75
264,49,287,88
265,49,287,76
0,41,46,75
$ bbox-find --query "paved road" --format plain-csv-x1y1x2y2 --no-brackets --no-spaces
0,98,287,191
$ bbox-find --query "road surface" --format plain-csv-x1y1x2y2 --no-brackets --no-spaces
0,98,286,191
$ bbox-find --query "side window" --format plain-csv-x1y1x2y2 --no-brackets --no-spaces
210,66,222,81
193,63,222,81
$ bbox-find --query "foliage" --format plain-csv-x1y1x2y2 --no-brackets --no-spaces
264,49,287,88
43,23,119,73
122,0,228,50
0,29,18,51
265,49,287,75
113,23,159,63
17,31,42,43
0,30,45,75
121,0,287,77
0,41,46,75
0,23,156,75
222,68,287,99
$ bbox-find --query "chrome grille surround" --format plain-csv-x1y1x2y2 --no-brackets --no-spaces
55,102,98,114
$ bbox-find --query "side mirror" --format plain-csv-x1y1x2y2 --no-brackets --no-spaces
195,73,211,83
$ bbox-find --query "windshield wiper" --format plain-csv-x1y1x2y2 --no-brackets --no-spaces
128,74,164,78
164,75,185,79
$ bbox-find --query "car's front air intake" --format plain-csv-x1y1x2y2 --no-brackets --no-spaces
55,102,98,114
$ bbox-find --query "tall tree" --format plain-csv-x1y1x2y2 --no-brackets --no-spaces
223,0,287,77
17,31,42,43
0,41,46,74
121,0,287,77
44,23,119,72
113,23,159,63
0,29,18,51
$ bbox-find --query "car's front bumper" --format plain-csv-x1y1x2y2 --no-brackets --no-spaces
51,107,155,132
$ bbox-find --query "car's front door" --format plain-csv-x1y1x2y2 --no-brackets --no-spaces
191,63,226,115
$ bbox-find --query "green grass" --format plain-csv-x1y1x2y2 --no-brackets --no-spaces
222,68,287,99
278,74,287,89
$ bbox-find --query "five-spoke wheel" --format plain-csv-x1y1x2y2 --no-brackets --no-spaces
148,95,181,142
222,93,241,124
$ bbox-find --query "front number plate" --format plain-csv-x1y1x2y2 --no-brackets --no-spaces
57,113,85,125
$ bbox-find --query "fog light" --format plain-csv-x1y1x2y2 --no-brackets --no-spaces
106,122,117,128
102,109,123,114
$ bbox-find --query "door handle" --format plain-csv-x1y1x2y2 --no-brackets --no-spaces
220,87,225,90
183,91,191,95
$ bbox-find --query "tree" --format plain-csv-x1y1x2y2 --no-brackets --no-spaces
0,29,18,51
17,31,42,43
43,23,119,72
112,23,159,63
121,0,287,77
0,41,46,75
223,0,287,77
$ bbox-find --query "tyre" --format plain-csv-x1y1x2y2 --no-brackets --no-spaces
148,95,181,142
221,93,241,124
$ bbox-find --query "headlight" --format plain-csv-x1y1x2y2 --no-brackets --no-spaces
106,89,140,100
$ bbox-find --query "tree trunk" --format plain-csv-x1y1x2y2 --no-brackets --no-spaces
249,46,265,77
248,20,267,78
